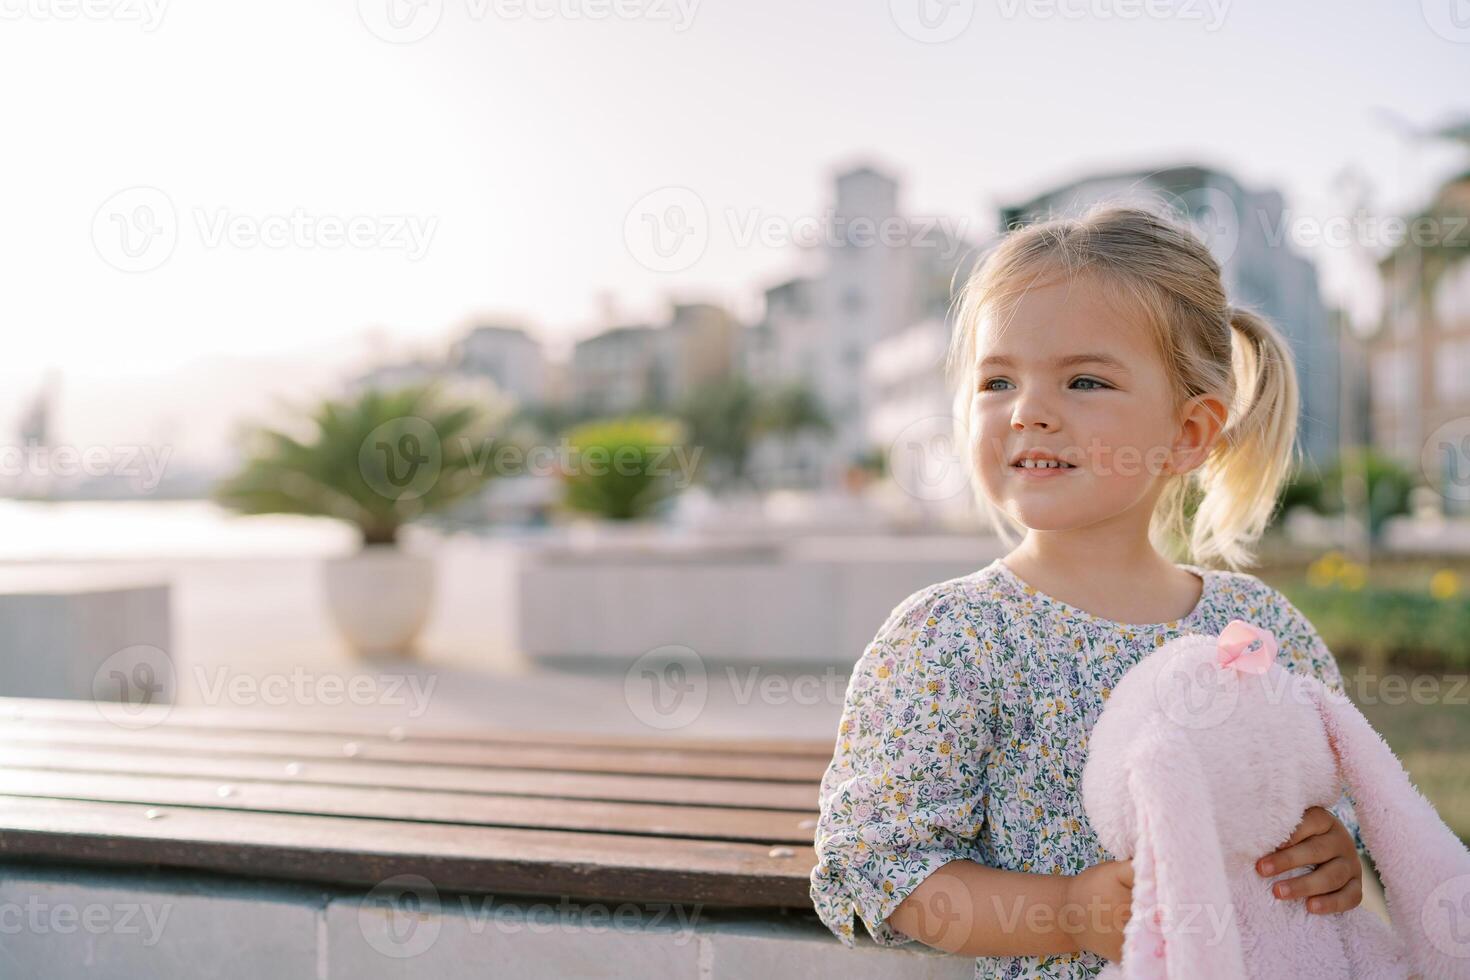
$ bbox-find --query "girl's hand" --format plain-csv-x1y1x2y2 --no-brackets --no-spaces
1255,805,1363,914
1063,859,1133,963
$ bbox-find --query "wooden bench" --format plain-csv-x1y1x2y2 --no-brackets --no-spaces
0,697,989,978
0,696,824,909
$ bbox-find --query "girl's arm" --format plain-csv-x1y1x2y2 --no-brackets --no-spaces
809,582,997,949
886,857,1133,961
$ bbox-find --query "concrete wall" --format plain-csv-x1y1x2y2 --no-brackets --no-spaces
0,568,171,701
516,534,1002,666
0,864,976,979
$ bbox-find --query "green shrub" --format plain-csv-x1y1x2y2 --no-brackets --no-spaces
1282,581,1470,671
559,416,689,520
1280,449,1416,539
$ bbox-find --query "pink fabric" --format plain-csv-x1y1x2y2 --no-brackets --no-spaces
1081,624,1470,979
1216,619,1276,675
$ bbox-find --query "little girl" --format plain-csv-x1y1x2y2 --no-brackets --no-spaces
809,204,1368,978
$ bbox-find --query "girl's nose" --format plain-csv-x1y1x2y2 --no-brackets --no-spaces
1011,389,1059,431
1011,410,1056,431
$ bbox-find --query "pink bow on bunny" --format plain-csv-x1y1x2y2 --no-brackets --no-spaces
1215,618,1276,675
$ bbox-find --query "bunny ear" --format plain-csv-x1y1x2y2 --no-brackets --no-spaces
1304,677,1470,978
1122,726,1246,979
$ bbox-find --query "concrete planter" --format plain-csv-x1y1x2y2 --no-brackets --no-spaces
0,566,172,702
516,533,1000,666
321,546,434,658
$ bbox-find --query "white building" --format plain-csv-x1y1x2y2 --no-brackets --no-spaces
567,303,739,417
742,165,977,490
450,324,547,407
568,324,662,416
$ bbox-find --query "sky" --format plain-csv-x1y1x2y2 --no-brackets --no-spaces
1,0,1467,466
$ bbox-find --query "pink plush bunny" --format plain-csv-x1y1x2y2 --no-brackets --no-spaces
1080,619,1470,979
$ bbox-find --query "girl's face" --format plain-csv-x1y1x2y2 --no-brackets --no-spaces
968,274,1185,533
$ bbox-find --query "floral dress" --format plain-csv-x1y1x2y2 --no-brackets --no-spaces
808,556,1364,979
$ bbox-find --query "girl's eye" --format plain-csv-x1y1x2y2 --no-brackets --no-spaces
978,376,1111,391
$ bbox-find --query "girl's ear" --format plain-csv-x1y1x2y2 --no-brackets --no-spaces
1303,676,1470,977
1122,726,1245,979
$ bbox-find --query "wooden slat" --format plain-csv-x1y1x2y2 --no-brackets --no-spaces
0,745,820,810
0,721,828,781
0,769,816,843
0,697,837,757
0,796,817,908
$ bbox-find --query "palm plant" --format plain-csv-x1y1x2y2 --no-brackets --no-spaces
214,382,503,546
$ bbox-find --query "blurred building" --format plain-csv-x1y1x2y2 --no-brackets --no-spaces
1001,165,1341,471
659,302,739,406
1369,172,1470,514
568,323,662,416
350,357,444,393
862,315,975,523
565,301,740,416
449,324,547,407
742,165,978,489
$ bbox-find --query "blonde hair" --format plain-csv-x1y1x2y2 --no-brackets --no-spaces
944,202,1300,572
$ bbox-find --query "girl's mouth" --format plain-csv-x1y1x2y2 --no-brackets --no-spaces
1011,460,1079,478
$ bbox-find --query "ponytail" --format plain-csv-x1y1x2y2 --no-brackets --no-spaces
1184,305,1300,570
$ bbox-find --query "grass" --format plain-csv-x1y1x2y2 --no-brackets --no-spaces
1350,672,1470,843
1254,552,1470,841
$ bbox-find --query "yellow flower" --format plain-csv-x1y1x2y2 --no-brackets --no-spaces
1430,569,1461,600
883,880,895,894
939,741,952,755
1340,563,1367,591
1308,550,1346,587
877,665,890,679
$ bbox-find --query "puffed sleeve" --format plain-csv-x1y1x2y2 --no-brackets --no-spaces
808,582,994,947
1265,585,1367,860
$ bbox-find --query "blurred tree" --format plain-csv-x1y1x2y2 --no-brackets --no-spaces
673,376,763,489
